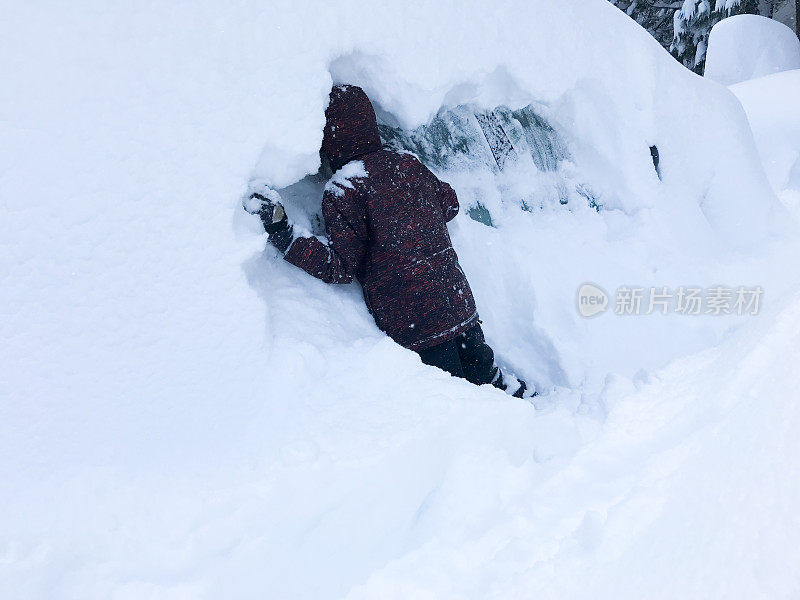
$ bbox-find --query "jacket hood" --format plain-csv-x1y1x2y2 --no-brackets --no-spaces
322,84,382,172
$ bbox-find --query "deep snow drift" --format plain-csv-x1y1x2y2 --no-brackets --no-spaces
2,1,800,598
705,14,800,86
731,69,800,216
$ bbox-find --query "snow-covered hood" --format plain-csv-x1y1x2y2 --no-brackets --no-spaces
322,84,382,172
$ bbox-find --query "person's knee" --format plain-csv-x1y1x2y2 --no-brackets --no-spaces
457,334,496,385
459,326,494,366
467,343,494,366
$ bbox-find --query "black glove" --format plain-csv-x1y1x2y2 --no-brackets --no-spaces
243,188,294,253
249,192,289,234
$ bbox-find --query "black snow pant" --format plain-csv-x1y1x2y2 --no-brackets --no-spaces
417,323,523,395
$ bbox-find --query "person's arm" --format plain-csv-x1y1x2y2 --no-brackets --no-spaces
246,185,367,284
283,189,367,284
437,178,460,222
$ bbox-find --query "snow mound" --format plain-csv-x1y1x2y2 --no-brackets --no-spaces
732,69,800,215
705,14,800,85
253,25,791,390
2,1,800,598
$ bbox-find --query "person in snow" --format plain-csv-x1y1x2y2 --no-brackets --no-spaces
247,84,530,397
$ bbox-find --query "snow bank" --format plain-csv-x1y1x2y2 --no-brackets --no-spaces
731,69,800,215
343,289,800,599
2,0,800,598
249,0,792,390
706,14,800,85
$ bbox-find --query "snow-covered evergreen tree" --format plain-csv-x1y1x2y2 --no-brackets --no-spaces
611,0,778,73
672,0,766,71
609,1,678,50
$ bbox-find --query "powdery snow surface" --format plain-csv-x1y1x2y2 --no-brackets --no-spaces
705,14,800,86
325,161,369,197
2,1,800,598
731,69,800,216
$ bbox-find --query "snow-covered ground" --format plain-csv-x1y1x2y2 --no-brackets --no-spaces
2,2,800,598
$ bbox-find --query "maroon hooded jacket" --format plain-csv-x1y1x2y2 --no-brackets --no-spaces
283,85,478,350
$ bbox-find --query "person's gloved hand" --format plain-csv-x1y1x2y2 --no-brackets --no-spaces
243,183,295,253
243,187,288,234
